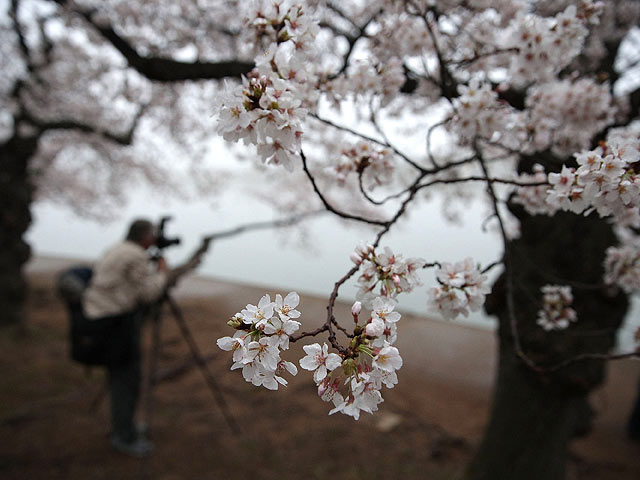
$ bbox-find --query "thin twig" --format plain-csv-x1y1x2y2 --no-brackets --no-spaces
475,145,541,371
300,150,387,226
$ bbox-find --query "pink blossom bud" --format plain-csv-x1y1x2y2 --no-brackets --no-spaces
351,301,362,317
355,242,374,257
350,251,363,265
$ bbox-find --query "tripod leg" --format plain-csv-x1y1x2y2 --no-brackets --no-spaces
165,295,242,436
138,304,163,479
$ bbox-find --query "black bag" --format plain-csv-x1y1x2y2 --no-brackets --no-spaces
57,267,135,366
70,310,135,366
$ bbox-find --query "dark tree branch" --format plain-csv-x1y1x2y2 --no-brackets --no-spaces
475,146,542,371
323,4,381,77
10,0,34,74
422,7,458,100
71,7,254,82
22,102,148,146
173,210,327,281
301,150,387,226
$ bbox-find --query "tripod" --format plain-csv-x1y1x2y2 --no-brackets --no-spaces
138,291,240,474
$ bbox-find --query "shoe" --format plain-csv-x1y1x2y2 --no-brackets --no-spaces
136,422,149,437
107,423,149,439
110,434,154,458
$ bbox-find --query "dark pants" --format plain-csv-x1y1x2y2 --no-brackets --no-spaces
107,313,142,443
629,374,640,440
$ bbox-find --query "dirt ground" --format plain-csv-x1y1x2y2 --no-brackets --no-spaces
1,267,639,480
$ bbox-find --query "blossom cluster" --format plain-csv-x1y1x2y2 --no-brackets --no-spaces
546,139,640,226
513,163,558,216
248,1,318,51
216,3,319,170
505,4,593,85
427,258,491,320
524,78,614,156
327,141,396,188
371,14,431,60
304,298,403,420
604,244,640,293
217,292,301,390
451,80,512,145
328,58,406,107
352,243,426,306
218,291,405,420
536,285,577,331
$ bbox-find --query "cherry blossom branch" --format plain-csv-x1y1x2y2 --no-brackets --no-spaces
313,113,481,177
481,259,504,275
415,175,548,192
356,169,386,206
298,170,426,353
420,6,458,100
21,104,147,146
9,0,34,74
449,47,519,67
325,264,361,354
475,147,542,372
324,3,380,76
177,210,327,277
311,113,423,170
301,150,388,226
290,324,329,343
356,154,544,209
369,106,425,172
70,4,254,82
204,210,325,242
426,118,451,168
331,317,354,338
538,349,640,372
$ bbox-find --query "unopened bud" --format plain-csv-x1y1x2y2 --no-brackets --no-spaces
342,358,357,377
350,252,363,265
227,316,243,329
351,301,362,317
355,241,374,257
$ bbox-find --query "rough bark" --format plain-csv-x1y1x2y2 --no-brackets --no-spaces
0,132,38,326
465,205,628,480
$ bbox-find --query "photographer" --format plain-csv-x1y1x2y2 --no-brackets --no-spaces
83,218,175,457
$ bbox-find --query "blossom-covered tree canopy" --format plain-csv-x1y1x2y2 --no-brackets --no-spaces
2,0,256,216
210,0,640,421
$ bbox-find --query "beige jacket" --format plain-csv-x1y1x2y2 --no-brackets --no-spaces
83,240,168,319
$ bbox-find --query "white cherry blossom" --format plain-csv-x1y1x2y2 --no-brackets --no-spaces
217,292,301,390
241,294,275,327
274,292,301,320
372,344,403,373
428,258,491,320
537,285,577,331
299,343,342,383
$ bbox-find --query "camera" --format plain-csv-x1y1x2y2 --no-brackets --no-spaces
155,216,181,250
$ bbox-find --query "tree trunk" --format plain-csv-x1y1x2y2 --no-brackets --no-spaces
465,205,628,480
0,133,37,326
465,348,592,480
